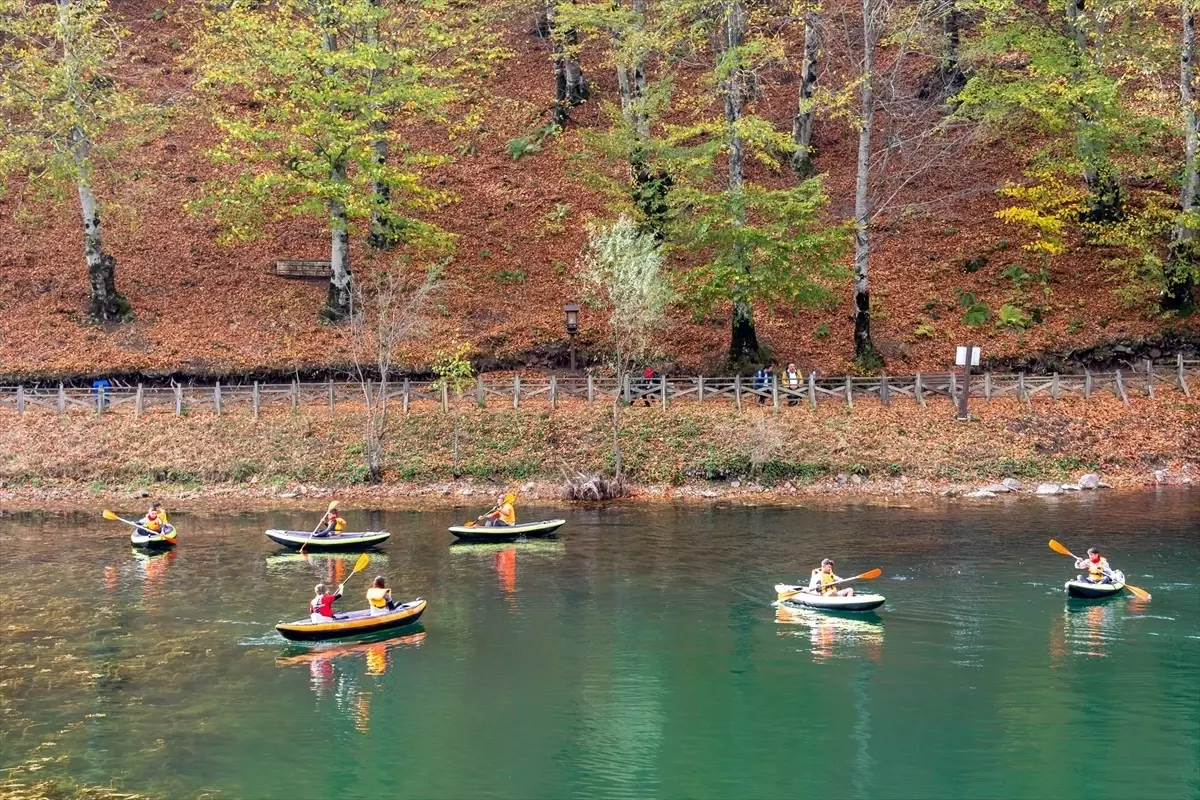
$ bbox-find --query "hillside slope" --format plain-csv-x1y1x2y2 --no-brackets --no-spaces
1,0,1194,380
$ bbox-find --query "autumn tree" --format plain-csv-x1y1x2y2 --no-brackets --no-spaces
191,0,458,322
0,0,148,322
791,1,821,175
579,215,670,482
1168,0,1200,309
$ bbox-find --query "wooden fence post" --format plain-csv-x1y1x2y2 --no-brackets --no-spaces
949,372,957,408
1145,359,1154,398
734,374,742,411
402,377,410,412
476,374,486,408
58,383,65,414
1018,373,1029,407
1051,373,1059,401
623,373,631,404
253,382,260,419
1115,369,1130,407
1179,353,1192,397
587,373,594,406
698,375,705,403
135,383,144,416
1084,370,1092,400
441,383,449,413
329,378,336,413
174,385,182,416
845,376,853,410
215,381,222,416
16,385,23,415
661,374,668,409
291,379,298,411
96,387,105,414
550,375,558,410
880,375,890,408
983,372,992,402
772,373,780,410
915,372,925,408
808,371,817,409
514,374,521,409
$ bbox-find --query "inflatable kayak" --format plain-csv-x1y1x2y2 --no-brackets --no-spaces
448,519,566,541
1066,571,1125,599
775,583,886,613
276,599,426,642
131,525,177,549
265,529,391,551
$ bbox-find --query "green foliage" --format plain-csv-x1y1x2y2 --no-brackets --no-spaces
996,303,1033,330
506,123,559,161
490,269,525,285
431,342,475,395
914,319,937,339
542,202,572,234
958,291,991,326
813,322,830,340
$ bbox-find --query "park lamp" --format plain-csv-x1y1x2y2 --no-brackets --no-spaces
564,303,580,335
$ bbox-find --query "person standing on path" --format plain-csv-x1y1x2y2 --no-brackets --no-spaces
785,363,801,406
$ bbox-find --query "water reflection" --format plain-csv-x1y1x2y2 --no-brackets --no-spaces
265,552,390,584
275,632,426,732
1051,601,1120,661
130,549,178,602
774,606,885,663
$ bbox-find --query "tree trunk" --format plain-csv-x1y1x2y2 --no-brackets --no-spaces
616,0,670,232
1066,0,1123,222
325,158,353,322
853,0,878,366
938,0,965,92
722,0,759,362
1167,1,1199,309
59,0,126,323
365,0,397,250
791,10,820,176
547,0,587,127
611,396,623,479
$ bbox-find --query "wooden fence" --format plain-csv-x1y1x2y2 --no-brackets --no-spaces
1,355,1195,418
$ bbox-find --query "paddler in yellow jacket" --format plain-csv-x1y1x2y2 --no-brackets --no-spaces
1074,548,1114,584
806,558,855,597
483,493,517,528
366,576,399,615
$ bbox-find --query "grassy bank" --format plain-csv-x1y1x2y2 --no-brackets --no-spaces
0,394,1195,495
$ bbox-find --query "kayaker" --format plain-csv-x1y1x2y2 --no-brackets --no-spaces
315,509,347,537
1074,548,1114,584
149,502,168,525
367,576,399,615
310,583,342,622
806,558,854,597
483,493,516,527
141,511,164,534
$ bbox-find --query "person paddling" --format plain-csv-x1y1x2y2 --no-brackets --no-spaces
310,583,342,622
315,509,346,537
367,576,399,615
483,493,516,528
1074,548,1114,584
806,558,855,597
141,511,164,534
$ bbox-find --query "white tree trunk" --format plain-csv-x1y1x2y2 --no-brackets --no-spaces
722,0,758,360
853,0,877,363
791,10,820,175
1180,3,1198,219
365,0,394,250
1066,0,1122,221
327,161,352,322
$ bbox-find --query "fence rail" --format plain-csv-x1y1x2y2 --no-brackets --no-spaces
1,355,1195,417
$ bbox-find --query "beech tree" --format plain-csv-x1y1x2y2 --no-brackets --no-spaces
0,0,147,322
791,1,821,175
1168,0,1200,308
192,0,458,322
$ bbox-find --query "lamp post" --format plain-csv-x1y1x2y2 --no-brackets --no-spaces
955,344,980,420
564,303,580,371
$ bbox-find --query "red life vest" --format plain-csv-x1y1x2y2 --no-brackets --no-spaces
310,594,336,617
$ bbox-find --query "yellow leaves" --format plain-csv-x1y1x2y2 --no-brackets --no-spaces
996,173,1087,255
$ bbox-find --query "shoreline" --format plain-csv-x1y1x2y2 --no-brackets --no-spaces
0,469,1192,513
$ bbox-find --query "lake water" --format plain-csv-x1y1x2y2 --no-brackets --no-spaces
1,491,1197,799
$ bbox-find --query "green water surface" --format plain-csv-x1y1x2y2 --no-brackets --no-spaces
0,491,1197,799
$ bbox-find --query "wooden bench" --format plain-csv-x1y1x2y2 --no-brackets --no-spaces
273,259,331,279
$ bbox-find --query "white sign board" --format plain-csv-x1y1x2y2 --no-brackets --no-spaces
955,346,981,367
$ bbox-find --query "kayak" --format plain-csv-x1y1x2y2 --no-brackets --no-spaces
447,519,566,541
265,529,391,551
276,599,426,642
131,525,177,550
1066,571,1125,599
774,583,886,613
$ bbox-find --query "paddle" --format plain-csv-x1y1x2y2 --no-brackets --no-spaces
336,553,371,595
1048,539,1151,601
463,504,500,528
778,568,882,601
300,501,339,556
103,509,170,538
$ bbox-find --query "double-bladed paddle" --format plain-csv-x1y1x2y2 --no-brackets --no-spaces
778,568,882,602
103,509,176,539
1048,539,1151,601
336,553,371,595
